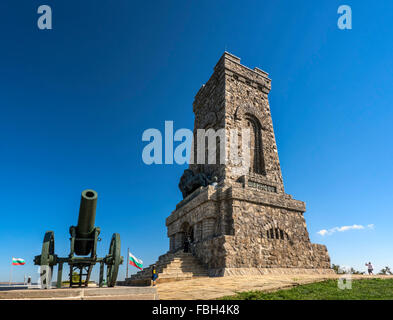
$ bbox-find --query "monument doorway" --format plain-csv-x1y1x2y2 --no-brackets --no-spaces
181,222,194,252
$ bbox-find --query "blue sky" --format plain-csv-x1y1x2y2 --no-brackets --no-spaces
0,0,392,282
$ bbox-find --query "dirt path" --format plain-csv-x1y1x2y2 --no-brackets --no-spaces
156,274,393,300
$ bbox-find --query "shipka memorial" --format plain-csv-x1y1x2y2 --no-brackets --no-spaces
128,52,333,284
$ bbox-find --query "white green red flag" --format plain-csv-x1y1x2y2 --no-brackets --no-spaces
12,258,25,266
129,252,143,270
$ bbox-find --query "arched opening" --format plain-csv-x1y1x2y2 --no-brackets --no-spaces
245,114,265,175
187,225,194,243
180,222,194,253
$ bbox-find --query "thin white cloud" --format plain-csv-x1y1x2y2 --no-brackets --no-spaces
317,229,329,236
317,224,374,236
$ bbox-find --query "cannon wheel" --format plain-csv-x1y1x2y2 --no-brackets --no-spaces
40,231,55,288
106,233,121,287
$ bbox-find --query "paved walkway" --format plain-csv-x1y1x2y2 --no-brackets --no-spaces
2,275,392,300
0,287,159,300
156,274,393,300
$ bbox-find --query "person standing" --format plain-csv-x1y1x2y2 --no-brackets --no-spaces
151,265,158,286
365,262,373,275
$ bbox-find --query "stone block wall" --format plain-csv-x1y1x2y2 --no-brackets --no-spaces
190,52,284,193
166,184,332,276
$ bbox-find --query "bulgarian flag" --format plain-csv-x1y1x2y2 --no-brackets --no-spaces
129,252,143,270
12,258,26,266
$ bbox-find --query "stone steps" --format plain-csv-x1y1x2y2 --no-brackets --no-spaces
125,252,209,285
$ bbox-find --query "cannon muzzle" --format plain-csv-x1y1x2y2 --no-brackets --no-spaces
74,189,98,255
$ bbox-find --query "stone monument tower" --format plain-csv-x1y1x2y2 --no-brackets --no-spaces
128,52,332,284
167,52,332,276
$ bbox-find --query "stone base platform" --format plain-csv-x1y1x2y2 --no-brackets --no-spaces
209,267,336,277
127,266,334,286
0,287,159,300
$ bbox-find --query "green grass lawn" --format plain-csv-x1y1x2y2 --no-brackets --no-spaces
221,278,393,300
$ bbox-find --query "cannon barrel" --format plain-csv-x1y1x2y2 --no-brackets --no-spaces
74,189,98,255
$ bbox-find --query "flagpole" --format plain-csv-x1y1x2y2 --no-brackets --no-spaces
9,259,13,286
126,248,129,279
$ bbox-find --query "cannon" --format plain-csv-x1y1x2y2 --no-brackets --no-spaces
34,189,123,288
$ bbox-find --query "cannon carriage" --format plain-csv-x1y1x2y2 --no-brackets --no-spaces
34,189,123,288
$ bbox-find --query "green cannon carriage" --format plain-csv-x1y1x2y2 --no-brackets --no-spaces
34,189,124,288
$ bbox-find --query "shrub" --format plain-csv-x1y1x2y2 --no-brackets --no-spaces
378,266,393,275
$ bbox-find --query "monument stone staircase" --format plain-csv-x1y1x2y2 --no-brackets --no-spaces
125,251,209,286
